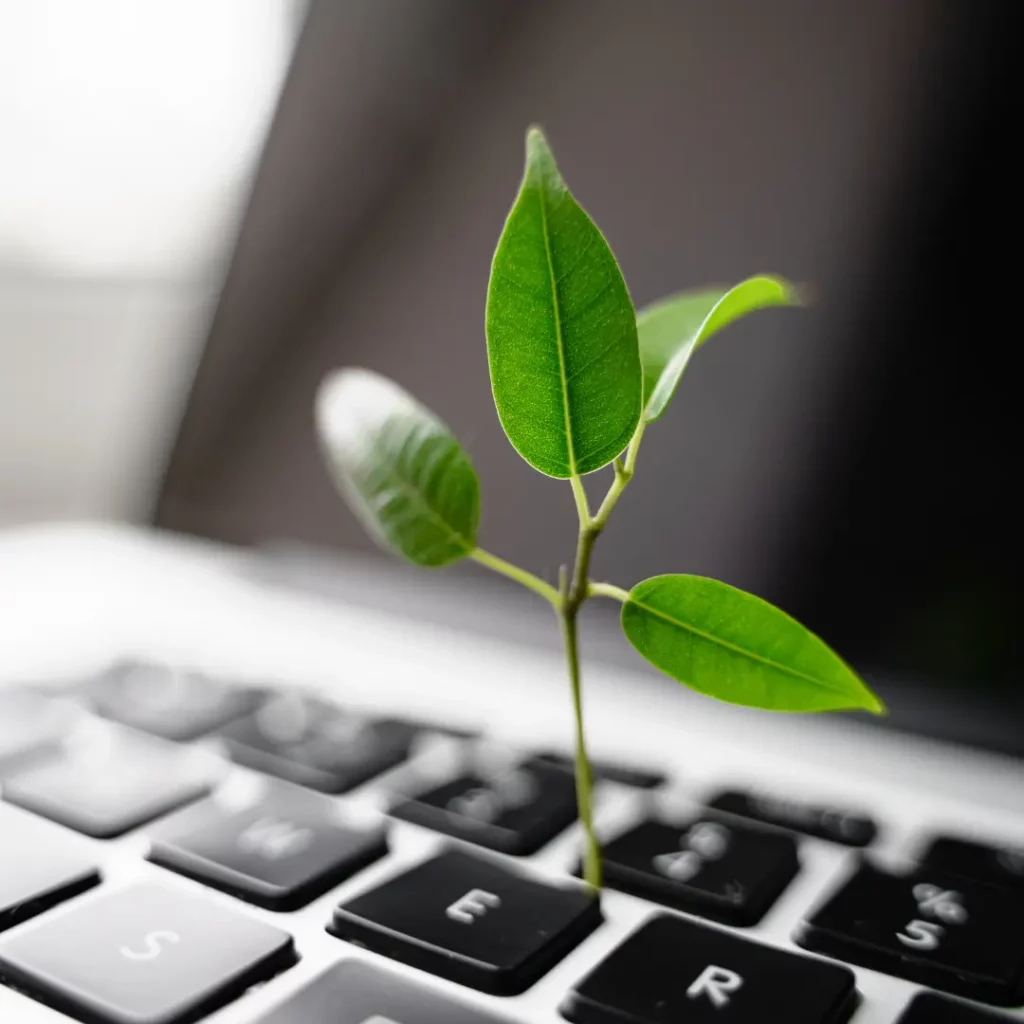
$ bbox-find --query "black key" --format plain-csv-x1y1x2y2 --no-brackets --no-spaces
898,992,1014,1022
708,789,877,847
329,848,600,994
921,836,1024,894
534,751,666,789
255,959,514,1023
0,690,73,777
392,758,576,855
562,913,856,1024
0,805,99,932
798,860,1024,1006
0,882,294,1024
601,816,799,925
221,695,417,793
149,782,387,910
4,730,212,838
85,661,261,741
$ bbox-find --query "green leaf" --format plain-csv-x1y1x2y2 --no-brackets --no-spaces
316,368,480,567
485,126,642,478
621,574,884,713
638,274,802,421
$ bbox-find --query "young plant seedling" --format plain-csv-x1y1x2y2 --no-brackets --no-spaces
316,127,884,891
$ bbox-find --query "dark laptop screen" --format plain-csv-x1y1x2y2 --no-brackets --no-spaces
155,0,1022,754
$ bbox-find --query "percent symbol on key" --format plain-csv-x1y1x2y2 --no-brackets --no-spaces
912,884,967,924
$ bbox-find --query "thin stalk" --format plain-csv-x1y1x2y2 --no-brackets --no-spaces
559,502,603,888
558,420,649,890
587,581,629,602
570,473,592,526
559,588,601,889
471,548,561,607
593,418,646,525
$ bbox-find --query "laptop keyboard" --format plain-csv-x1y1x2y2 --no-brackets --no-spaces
0,881,295,1024
148,782,388,912
391,758,578,855
562,912,857,1024
329,847,601,995
598,815,800,926
799,862,1024,1006
1,670,1023,1024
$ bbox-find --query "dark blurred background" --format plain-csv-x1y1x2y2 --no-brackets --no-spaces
2,1,1020,745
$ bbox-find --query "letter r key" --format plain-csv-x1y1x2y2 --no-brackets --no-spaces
687,964,744,1008
562,914,856,1024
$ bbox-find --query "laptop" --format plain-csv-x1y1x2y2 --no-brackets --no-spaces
1,2,1021,1022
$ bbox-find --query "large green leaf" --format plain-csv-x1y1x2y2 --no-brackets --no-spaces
638,275,802,421
316,368,480,567
485,127,642,478
621,574,884,713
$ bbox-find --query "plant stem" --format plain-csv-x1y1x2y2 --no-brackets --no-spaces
593,419,646,525
587,581,630,602
558,423,648,890
559,574,602,889
471,548,561,607
559,498,605,888
570,473,592,525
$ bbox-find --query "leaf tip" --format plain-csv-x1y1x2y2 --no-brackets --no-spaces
524,124,560,188
862,688,888,717
525,123,550,154
788,280,814,307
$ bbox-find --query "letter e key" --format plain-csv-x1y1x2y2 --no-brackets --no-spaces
446,888,501,924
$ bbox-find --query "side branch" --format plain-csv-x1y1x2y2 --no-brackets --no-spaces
471,548,561,607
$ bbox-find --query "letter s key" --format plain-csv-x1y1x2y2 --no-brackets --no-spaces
120,930,181,962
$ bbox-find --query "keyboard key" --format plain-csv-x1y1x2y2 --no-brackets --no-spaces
221,695,417,793
798,860,1024,1005
707,789,877,847
149,782,387,910
255,960,514,1022
534,751,666,789
0,806,99,932
0,690,73,777
601,816,799,925
329,848,600,994
391,758,576,855
921,836,1024,894
562,913,857,1024
4,729,212,838
898,992,1013,1022
85,661,261,741
0,882,294,1024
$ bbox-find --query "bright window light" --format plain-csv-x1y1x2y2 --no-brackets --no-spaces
0,0,301,278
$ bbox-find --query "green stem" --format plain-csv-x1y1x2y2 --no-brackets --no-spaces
593,418,646,526
587,581,630,602
570,474,592,526
557,419,648,891
559,589,602,889
560,510,604,888
470,548,561,607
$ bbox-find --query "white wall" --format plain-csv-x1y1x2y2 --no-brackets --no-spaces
0,278,211,524
0,0,301,526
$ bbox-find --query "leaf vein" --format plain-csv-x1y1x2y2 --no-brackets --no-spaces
365,432,472,555
554,234,597,286
627,596,853,697
560,282,613,328
537,186,576,476
564,334,623,383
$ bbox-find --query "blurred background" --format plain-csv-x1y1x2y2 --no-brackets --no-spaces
1,1,1019,747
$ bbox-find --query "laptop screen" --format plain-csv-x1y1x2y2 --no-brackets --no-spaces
155,1,1022,755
